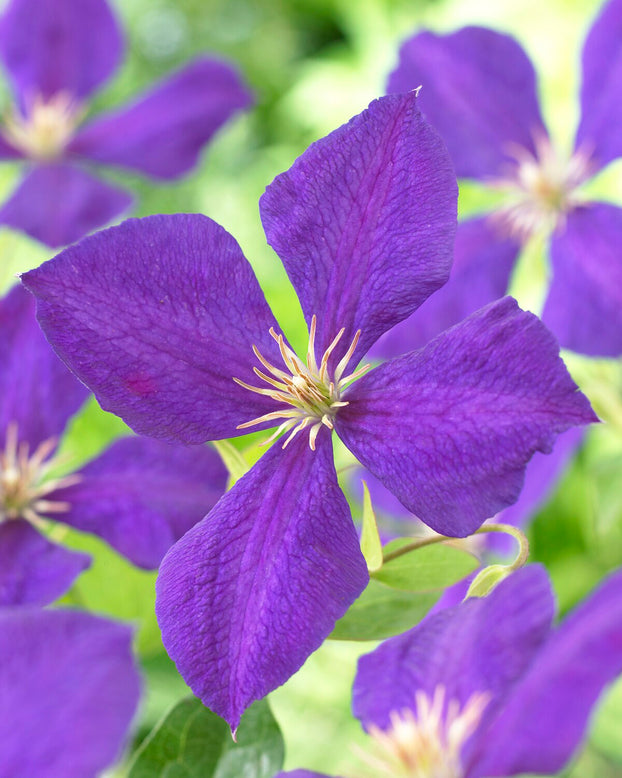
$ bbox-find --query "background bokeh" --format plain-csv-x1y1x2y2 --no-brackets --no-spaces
2,0,621,775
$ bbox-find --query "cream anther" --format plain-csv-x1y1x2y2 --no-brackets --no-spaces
2,92,82,161
234,315,371,451
0,422,81,526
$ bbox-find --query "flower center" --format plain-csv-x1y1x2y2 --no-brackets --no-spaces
489,134,593,241
357,686,490,778
234,315,370,450
2,92,82,160
0,422,80,527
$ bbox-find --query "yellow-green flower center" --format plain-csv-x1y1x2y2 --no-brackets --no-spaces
489,134,593,241
2,92,82,160
234,314,370,450
0,422,79,527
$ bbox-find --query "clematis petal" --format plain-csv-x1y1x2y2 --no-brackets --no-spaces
0,163,132,248
70,58,253,179
575,0,622,169
0,0,123,104
353,566,553,731
0,135,22,158
0,608,140,778
0,284,88,450
49,436,227,569
260,91,457,364
22,214,283,443
336,297,597,537
542,203,622,357
371,217,520,358
156,433,368,731
469,568,622,777
388,28,547,179
276,773,334,778
0,521,90,606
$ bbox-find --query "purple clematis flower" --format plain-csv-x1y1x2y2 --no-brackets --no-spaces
0,284,227,607
279,564,622,778
0,606,140,778
387,0,622,356
22,91,596,729
0,0,252,248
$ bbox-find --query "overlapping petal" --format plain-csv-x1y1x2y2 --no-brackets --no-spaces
0,608,140,778
543,203,622,357
0,163,132,248
0,0,123,104
469,569,622,777
22,214,284,443
50,436,227,569
0,521,90,606
575,0,622,168
388,28,546,179
0,284,88,450
260,91,457,364
352,566,553,734
156,434,368,730
371,217,519,358
336,298,597,537
70,58,253,179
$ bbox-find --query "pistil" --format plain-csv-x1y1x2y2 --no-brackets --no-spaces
0,422,80,527
234,315,370,450
489,134,593,241
357,686,490,778
2,92,82,161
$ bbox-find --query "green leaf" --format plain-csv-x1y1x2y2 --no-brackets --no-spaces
590,675,622,764
212,440,251,488
372,540,479,591
128,697,284,778
330,579,440,641
359,481,383,572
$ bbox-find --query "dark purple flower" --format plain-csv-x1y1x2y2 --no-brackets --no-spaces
22,91,595,729
0,284,227,607
387,0,622,357
0,606,140,778
0,0,252,247
279,565,622,778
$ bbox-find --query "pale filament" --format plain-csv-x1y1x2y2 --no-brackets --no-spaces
2,91,83,160
356,685,490,778
489,133,593,242
234,315,371,451
0,422,81,527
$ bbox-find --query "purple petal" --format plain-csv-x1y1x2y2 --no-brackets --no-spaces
277,773,334,778
0,163,132,248
543,203,622,357
388,28,547,179
336,297,597,537
371,217,520,358
0,135,22,159
0,521,90,606
0,0,122,104
0,284,88,450
260,91,457,364
575,0,622,168
469,568,622,777
70,58,253,179
0,608,140,778
353,566,554,733
49,436,227,569
156,434,368,731
22,214,284,443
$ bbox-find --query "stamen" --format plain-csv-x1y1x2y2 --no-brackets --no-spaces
234,316,369,450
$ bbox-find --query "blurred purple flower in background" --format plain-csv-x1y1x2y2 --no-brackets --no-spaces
22,91,595,730
0,0,252,247
0,284,227,607
387,0,622,357
0,607,140,778
279,565,622,778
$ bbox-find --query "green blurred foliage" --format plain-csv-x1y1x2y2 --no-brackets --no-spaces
2,0,622,775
